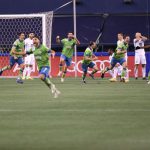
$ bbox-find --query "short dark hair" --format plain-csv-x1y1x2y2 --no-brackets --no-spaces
18,32,24,36
33,36,40,39
124,35,130,39
118,33,124,36
89,41,95,46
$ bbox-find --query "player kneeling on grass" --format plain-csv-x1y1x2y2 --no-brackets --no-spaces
0,32,25,84
27,36,60,98
101,36,130,82
82,41,99,83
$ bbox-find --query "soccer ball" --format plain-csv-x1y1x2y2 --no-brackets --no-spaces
16,77,23,84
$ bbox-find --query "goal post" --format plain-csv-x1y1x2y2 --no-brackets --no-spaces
0,11,53,78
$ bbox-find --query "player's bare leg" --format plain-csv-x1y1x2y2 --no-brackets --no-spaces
134,64,139,79
16,64,24,84
57,59,63,77
89,65,98,79
22,64,28,80
26,65,33,80
120,62,127,82
142,64,146,80
61,65,67,82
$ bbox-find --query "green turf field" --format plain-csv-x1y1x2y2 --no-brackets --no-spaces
0,78,150,150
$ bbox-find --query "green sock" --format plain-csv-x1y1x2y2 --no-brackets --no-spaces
19,68,23,77
91,70,97,75
44,77,53,89
82,73,86,80
121,68,127,78
59,64,63,72
62,72,66,78
148,71,150,80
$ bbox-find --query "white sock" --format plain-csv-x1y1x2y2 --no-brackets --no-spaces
134,67,138,78
23,67,28,78
126,69,129,79
113,67,118,78
142,66,146,78
108,70,114,78
117,65,122,76
27,67,32,77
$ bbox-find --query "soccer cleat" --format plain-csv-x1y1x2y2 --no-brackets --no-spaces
53,88,61,98
89,73,95,80
125,78,129,83
16,77,24,84
142,77,146,80
82,79,86,84
135,77,138,80
51,84,56,94
0,69,3,76
148,81,150,84
26,76,33,80
109,78,117,82
61,78,64,83
120,77,125,83
22,76,26,80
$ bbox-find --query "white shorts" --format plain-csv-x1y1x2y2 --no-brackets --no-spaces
24,54,35,65
135,54,146,65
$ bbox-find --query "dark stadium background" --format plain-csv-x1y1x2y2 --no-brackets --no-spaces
0,0,150,52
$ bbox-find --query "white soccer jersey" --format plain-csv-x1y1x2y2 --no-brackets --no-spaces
24,38,35,65
117,39,124,47
24,38,34,52
133,39,145,55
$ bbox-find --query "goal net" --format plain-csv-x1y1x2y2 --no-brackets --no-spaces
0,11,53,78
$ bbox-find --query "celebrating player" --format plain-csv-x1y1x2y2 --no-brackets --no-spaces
22,32,35,80
0,32,25,84
56,32,80,82
101,35,130,82
134,32,148,80
27,36,60,98
82,41,98,83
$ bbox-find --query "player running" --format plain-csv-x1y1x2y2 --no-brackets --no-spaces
101,35,130,82
134,32,148,80
22,32,35,80
82,41,98,83
0,32,25,84
26,36,60,98
56,32,80,82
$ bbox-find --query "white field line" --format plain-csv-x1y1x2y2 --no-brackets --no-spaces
0,109,150,112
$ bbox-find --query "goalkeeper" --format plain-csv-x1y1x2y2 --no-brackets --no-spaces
26,36,60,98
0,32,25,84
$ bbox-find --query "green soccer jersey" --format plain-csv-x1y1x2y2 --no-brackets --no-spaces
61,38,76,58
10,39,25,57
114,42,128,59
82,47,93,65
33,44,50,70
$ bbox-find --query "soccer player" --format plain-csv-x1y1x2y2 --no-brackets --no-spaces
27,36,60,98
101,35,130,82
82,41,98,83
56,32,80,82
117,33,124,46
133,32,148,80
0,32,25,83
22,32,35,80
